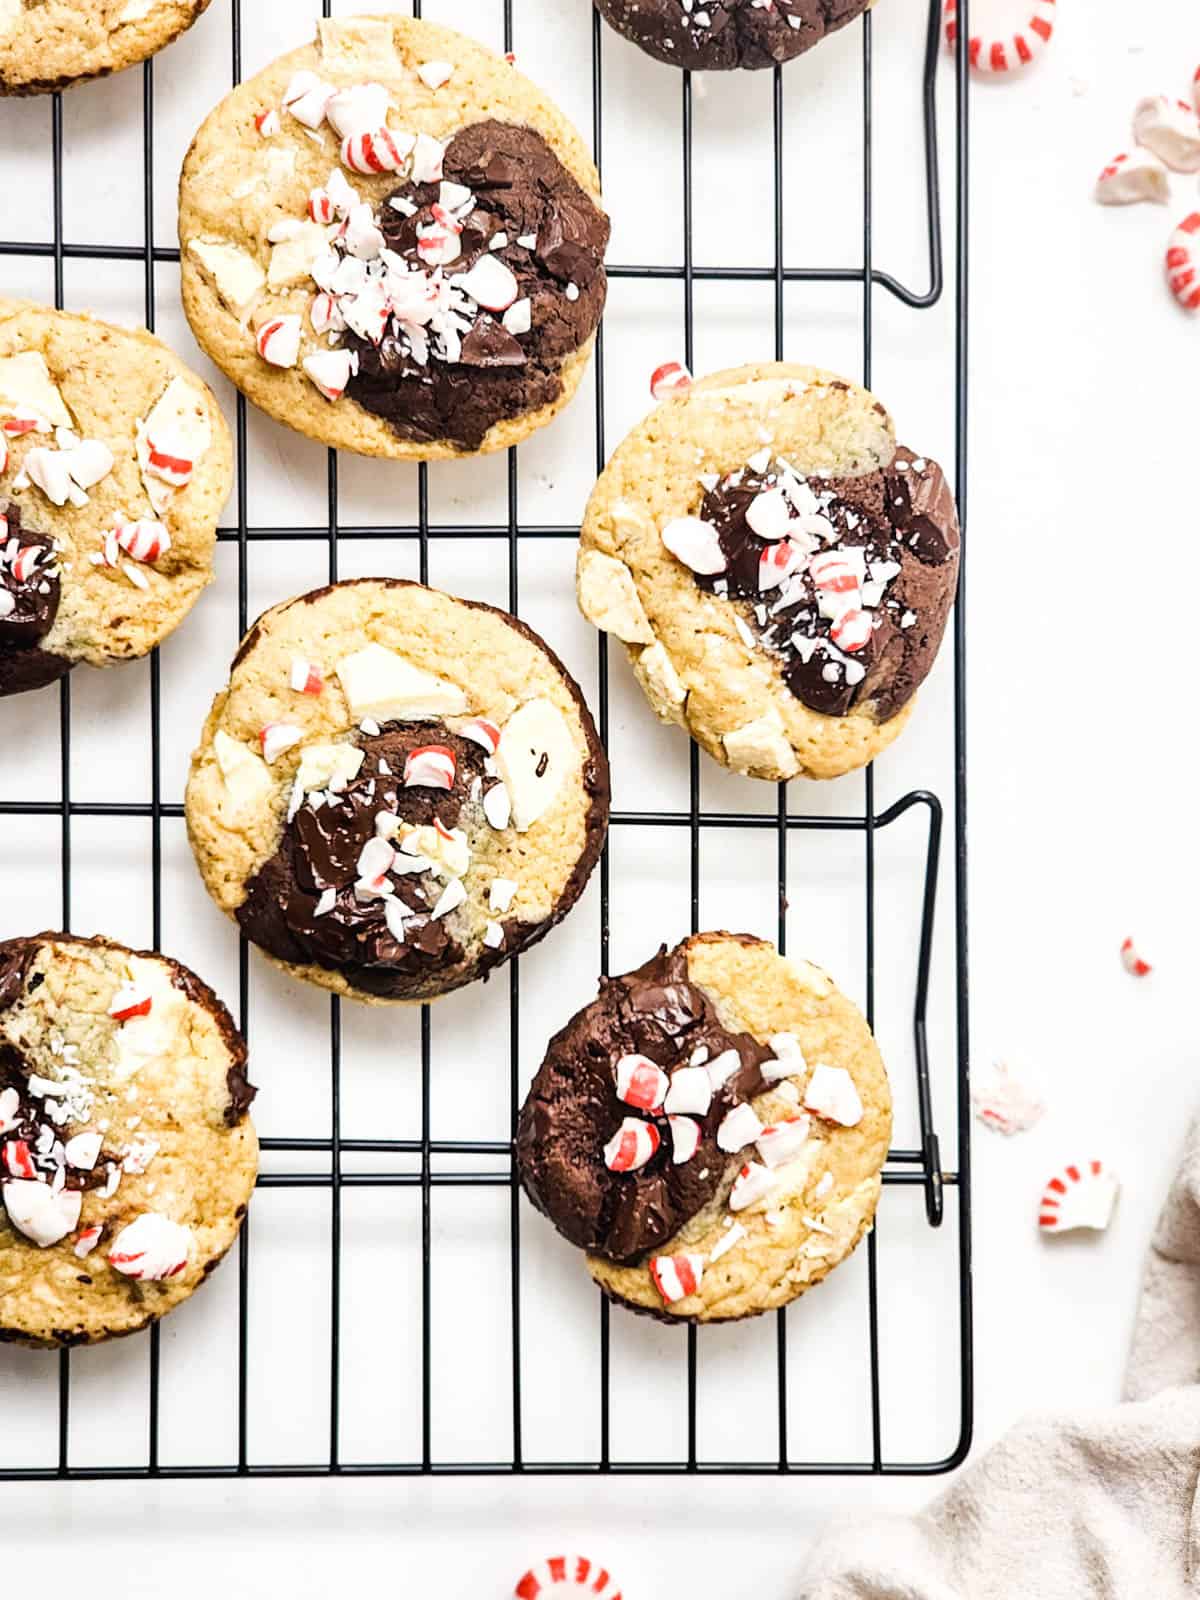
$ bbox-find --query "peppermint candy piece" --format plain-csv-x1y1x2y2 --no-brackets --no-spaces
456,254,520,313
309,292,345,336
745,486,794,541
341,127,408,175
107,1212,192,1280
459,717,500,755
117,518,172,564
303,349,356,402
705,1048,741,1090
403,745,456,791
282,70,333,130
944,0,1055,73
614,1053,668,1114
0,1087,18,1135
410,132,445,184
4,1140,36,1179
256,314,302,369
513,1555,622,1600
416,60,454,91
830,607,872,653
663,1064,712,1117
603,1117,660,1173
760,1031,806,1083
1119,936,1152,977
1094,149,1170,206
729,1160,776,1212
971,1059,1045,1136
667,1115,701,1165
74,1224,103,1258
649,1252,704,1305
661,514,725,575
64,1131,103,1171
755,1114,811,1168
717,1102,763,1153
1166,214,1200,313
1038,1160,1119,1234
758,539,804,591
1134,94,1200,174
260,722,304,764
289,656,324,696
803,1063,864,1127
650,360,691,401
325,82,391,140
109,984,152,1021
2,1180,81,1247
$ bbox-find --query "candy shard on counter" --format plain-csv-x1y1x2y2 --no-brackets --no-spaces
1038,1161,1119,1234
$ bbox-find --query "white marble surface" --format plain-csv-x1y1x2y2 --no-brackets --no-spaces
0,0,1194,1592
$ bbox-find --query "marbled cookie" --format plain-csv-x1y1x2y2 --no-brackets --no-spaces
178,14,609,458
518,933,891,1322
0,297,231,697
578,362,959,781
0,0,211,95
594,0,873,71
186,578,610,1005
0,933,256,1347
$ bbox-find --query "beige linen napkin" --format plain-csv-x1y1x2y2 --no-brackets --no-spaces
798,1114,1200,1597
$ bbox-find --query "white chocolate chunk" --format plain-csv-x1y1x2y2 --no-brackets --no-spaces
494,698,578,833
317,16,399,74
633,641,686,724
0,0,21,39
116,0,158,22
268,220,334,288
722,708,799,778
136,376,212,514
0,351,73,429
577,550,654,644
187,238,266,321
213,729,274,821
111,957,186,1082
335,643,468,723
295,741,364,794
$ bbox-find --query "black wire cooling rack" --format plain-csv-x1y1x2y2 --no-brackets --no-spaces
0,0,971,1479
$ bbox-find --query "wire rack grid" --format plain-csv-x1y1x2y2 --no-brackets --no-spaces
0,0,972,1479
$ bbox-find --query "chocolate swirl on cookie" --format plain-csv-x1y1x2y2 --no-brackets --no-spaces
595,0,872,71
693,447,959,721
237,722,508,998
517,945,773,1263
0,503,69,697
342,120,609,450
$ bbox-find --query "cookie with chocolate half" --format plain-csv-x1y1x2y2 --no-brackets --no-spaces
577,361,960,781
186,578,610,1005
594,0,873,72
0,0,211,95
178,14,610,459
0,297,231,698
0,933,256,1347
517,933,890,1322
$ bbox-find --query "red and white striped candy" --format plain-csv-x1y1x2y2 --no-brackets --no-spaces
11,545,44,584
614,1053,668,1114
1,412,44,436
260,722,304,764
459,717,500,755
830,607,873,653
1119,936,1152,977
755,1114,811,1169
304,350,355,402
717,1101,763,1153
404,745,456,790
145,437,194,488
341,127,407,175
1094,150,1170,206
650,361,692,401
255,107,280,137
309,188,337,224
661,514,726,575
668,1114,702,1164
117,520,171,563
282,70,333,130
1166,214,1200,312
603,1116,660,1173
649,1251,705,1304
109,984,152,1022
309,292,344,337
809,549,861,595
3,1140,36,1180
729,1160,776,1212
514,1555,622,1600
108,1212,192,1280
758,539,803,592
289,656,324,696
944,0,1054,73
256,315,302,369
1133,96,1200,174
1038,1160,1119,1233
73,1224,103,1258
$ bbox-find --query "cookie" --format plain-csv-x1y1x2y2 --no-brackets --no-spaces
185,578,610,1005
593,0,873,71
178,14,610,459
0,932,257,1347
517,933,890,1323
0,297,232,698
577,362,960,782
0,0,210,96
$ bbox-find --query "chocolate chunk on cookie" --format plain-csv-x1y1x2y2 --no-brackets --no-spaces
576,361,960,782
0,932,256,1347
186,578,610,1005
0,297,232,698
518,933,891,1322
178,15,609,460
594,0,872,72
